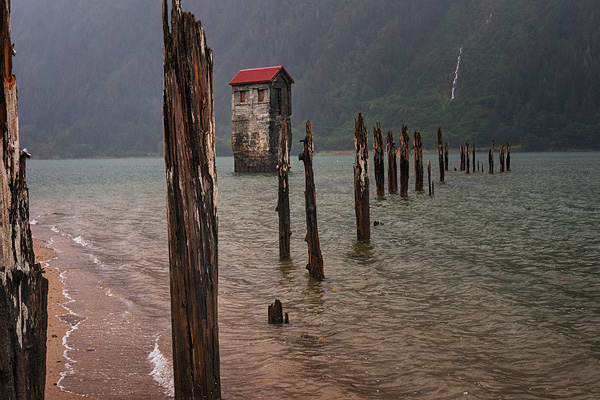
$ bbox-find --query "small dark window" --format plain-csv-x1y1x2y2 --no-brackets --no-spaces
240,91,246,103
275,88,282,114
258,89,265,102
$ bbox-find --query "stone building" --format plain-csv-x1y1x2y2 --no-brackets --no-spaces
229,65,293,172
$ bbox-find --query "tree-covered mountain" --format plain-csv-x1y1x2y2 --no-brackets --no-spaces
11,0,600,158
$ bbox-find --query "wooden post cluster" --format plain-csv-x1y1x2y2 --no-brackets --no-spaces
506,142,511,171
414,131,423,191
162,1,221,398
386,131,398,194
299,121,324,279
277,118,291,259
437,128,444,182
444,142,449,171
372,123,385,197
353,114,370,241
1,2,48,398
399,125,410,198
499,143,505,173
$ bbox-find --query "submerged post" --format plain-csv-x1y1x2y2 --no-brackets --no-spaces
386,131,398,194
354,114,370,240
437,128,444,182
162,1,220,398
299,121,324,279
414,131,423,191
466,141,470,174
444,142,449,171
0,1,48,398
506,142,511,171
372,123,385,197
427,160,432,195
399,125,410,198
277,119,291,259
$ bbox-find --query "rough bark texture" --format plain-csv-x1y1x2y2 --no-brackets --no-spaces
299,121,324,280
466,141,470,174
386,131,397,194
444,142,449,171
372,123,385,197
0,2,48,399
413,131,423,192
353,114,370,241
399,125,409,198
162,1,221,398
277,118,291,260
506,142,511,171
437,128,444,182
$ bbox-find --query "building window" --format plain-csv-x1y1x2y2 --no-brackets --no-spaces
240,91,246,103
258,89,265,102
275,88,282,115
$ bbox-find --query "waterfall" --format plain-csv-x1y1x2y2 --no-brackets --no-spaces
450,47,463,101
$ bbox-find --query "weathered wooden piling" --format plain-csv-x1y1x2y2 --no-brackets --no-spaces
268,299,283,324
465,140,471,174
372,123,385,197
444,142,449,171
427,160,432,195
354,114,370,240
162,1,220,397
472,143,476,173
490,140,495,174
386,131,398,194
399,125,410,197
437,128,444,182
499,143,505,173
414,131,424,191
488,149,493,174
277,119,291,259
506,142,511,171
1,2,48,398
299,121,324,279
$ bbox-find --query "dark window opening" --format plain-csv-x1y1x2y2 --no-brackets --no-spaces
258,89,265,102
240,91,246,103
275,88,282,115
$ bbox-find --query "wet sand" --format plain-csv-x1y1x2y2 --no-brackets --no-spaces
33,239,89,400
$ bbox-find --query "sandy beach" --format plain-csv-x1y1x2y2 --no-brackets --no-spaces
33,239,89,400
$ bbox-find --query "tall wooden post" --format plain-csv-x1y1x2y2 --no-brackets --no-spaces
506,142,511,171
414,131,423,191
466,141,470,174
372,123,385,197
386,131,398,194
499,143,505,173
472,143,475,172
162,1,220,398
399,125,410,198
490,140,495,174
444,142,449,171
299,121,324,279
277,118,291,259
0,2,48,398
437,128,444,182
427,160,432,195
354,114,370,241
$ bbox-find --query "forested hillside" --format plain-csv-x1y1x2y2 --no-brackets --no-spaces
12,0,600,158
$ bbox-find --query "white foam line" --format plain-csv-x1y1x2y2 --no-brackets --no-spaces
148,336,175,397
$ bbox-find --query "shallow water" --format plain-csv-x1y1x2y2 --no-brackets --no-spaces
28,152,600,399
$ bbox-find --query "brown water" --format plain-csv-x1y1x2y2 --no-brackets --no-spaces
28,153,600,399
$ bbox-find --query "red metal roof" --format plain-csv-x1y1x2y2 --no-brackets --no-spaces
229,65,294,86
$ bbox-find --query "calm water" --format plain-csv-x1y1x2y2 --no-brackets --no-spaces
28,152,600,399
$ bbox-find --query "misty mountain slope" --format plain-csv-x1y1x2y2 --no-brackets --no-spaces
12,0,600,158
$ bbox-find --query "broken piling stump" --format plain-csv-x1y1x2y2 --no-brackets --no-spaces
277,118,292,259
499,143,505,173
354,114,370,241
386,131,398,194
372,123,385,197
506,142,511,171
268,299,288,324
1,1,48,398
299,121,324,279
427,160,432,195
437,128,444,182
162,1,221,397
414,131,423,192
399,125,410,197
